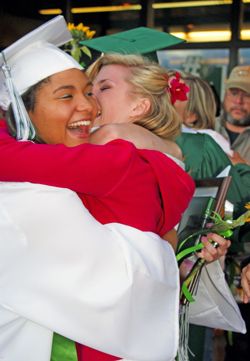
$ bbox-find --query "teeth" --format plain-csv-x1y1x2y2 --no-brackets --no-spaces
68,120,91,129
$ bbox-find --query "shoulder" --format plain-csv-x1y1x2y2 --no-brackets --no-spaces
177,133,231,178
176,132,207,153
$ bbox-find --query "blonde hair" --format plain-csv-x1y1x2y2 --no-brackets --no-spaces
176,72,216,129
87,53,181,140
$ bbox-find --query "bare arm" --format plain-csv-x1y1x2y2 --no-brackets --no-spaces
162,229,179,251
90,123,184,161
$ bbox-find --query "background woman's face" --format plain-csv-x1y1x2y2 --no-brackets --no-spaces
173,99,188,123
92,64,141,126
29,68,98,146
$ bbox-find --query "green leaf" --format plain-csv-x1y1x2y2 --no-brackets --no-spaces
176,243,204,262
80,46,92,58
181,282,195,303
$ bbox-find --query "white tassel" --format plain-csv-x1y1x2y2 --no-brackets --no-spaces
178,304,197,361
1,53,36,140
178,304,190,361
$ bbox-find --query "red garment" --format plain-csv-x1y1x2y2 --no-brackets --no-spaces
0,123,195,360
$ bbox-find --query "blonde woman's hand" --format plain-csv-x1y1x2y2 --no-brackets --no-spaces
199,233,231,263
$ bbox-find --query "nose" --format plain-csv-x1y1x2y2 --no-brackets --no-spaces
76,94,94,111
234,94,244,104
76,95,97,114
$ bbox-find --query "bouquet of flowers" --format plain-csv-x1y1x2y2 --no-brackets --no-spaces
176,202,250,361
177,202,250,304
63,23,96,67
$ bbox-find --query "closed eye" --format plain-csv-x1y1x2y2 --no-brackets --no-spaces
59,93,73,99
100,86,110,91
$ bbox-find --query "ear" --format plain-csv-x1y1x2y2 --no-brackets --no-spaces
130,97,151,121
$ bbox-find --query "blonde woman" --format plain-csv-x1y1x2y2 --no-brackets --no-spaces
171,72,234,157
87,52,184,163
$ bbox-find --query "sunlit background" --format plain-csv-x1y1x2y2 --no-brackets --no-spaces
0,0,250,98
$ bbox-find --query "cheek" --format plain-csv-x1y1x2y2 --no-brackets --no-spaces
223,98,232,110
97,93,108,108
174,103,184,118
97,95,113,120
98,92,130,124
176,101,189,121
30,105,64,142
243,104,250,113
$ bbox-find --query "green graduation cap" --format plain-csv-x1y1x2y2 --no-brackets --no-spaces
80,26,184,62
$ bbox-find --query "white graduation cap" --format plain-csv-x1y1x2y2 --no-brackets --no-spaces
0,15,82,140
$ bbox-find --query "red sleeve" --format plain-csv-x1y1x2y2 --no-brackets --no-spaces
138,148,195,233
0,127,136,196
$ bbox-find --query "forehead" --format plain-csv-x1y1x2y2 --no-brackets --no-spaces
95,64,132,83
49,68,88,84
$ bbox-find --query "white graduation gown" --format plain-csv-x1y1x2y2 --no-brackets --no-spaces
0,182,245,361
0,182,179,361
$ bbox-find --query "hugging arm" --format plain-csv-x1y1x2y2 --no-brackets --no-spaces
90,123,183,161
0,124,136,196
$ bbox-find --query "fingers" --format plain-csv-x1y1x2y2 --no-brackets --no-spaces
199,233,231,263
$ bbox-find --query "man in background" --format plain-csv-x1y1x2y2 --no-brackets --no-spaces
215,65,250,361
216,65,250,165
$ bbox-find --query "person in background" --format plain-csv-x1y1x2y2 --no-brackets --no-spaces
212,65,250,361
172,70,250,361
216,65,250,165
169,71,250,213
174,71,233,158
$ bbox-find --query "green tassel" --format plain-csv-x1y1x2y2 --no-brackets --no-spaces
51,333,77,361
227,330,233,346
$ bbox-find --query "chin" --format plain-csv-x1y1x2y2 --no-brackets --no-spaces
66,138,89,147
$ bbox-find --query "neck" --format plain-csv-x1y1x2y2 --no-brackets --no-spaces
225,121,246,134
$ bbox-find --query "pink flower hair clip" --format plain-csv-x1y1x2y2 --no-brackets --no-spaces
164,72,190,105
